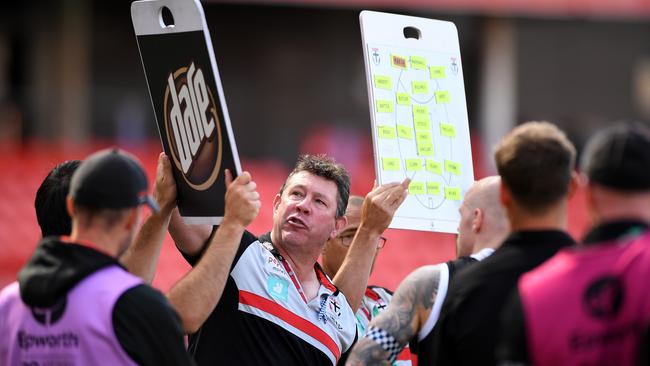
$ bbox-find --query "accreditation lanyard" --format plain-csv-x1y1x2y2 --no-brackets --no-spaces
276,252,309,304
268,243,340,324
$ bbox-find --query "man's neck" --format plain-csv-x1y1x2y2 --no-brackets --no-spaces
274,242,318,281
70,228,119,258
508,201,568,233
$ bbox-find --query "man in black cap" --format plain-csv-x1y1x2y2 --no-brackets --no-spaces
0,148,194,365
497,121,650,366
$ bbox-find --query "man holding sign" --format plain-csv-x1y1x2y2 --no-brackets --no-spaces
169,155,409,365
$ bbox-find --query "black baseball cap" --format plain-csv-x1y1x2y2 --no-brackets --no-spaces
70,148,160,212
581,121,650,192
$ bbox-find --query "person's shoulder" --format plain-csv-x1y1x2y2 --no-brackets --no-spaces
445,257,496,302
240,230,258,246
113,285,184,342
117,284,174,314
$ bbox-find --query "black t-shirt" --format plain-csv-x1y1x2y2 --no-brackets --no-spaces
114,284,194,366
432,230,575,366
409,255,478,363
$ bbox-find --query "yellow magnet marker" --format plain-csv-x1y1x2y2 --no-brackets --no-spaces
405,158,423,171
412,81,429,95
412,105,428,116
416,131,433,146
417,145,434,156
374,75,392,90
377,125,396,139
426,160,442,174
391,54,407,69
396,93,411,106
410,56,427,70
435,90,451,104
444,160,461,175
409,181,425,195
445,187,462,201
429,66,446,79
397,125,413,139
382,158,401,171
414,115,430,131
440,123,456,138
427,182,441,195
376,100,394,113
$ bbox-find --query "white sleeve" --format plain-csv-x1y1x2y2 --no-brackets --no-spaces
417,263,448,341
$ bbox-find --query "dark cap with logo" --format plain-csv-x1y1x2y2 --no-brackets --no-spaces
70,148,160,212
581,121,650,191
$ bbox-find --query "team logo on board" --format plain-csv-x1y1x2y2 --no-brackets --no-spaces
164,62,222,190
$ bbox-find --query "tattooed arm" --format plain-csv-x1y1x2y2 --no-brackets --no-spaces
346,265,442,365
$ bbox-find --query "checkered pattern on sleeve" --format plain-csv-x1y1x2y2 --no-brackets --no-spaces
366,326,402,362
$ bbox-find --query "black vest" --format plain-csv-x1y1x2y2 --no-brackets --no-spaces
409,256,478,363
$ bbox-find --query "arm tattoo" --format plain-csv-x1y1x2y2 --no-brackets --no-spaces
346,265,441,365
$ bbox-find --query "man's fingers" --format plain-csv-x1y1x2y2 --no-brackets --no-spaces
224,169,233,187
369,181,402,197
236,171,252,186
401,178,411,189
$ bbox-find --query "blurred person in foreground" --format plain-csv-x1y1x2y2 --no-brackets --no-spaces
168,154,410,365
0,148,194,365
32,153,183,284
497,121,650,366
346,175,509,365
431,121,579,365
29,151,263,340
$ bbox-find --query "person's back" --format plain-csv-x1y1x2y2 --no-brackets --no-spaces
519,230,650,365
0,148,193,366
432,121,578,366
498,121,650,366
0,240,142,365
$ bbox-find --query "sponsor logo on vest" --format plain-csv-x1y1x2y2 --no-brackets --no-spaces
164,62,223,191
583,276,623,319
18,330,79,351
570,322,641,351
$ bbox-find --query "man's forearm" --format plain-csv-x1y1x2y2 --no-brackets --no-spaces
120,210,172,284
169,208,213,258
333,226,379,311
166,219,245,334
346,265,440,365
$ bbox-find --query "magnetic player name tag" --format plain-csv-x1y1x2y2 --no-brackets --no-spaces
132,0,241,225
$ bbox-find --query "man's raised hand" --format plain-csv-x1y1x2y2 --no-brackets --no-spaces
223,169,261,228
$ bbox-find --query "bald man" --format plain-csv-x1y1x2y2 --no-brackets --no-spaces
346,176,510,365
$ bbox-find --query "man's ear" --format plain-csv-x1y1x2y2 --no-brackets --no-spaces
124,208,140,231
472,208,483,233
272,194,281,214
330,216,347,239
500,182,510,208
567,171,580,199
66,196,75,217
583,180,599,225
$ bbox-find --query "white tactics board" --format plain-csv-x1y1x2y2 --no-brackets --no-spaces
360,11,474,233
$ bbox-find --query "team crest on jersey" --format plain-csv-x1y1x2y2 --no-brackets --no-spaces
324,297,344,330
